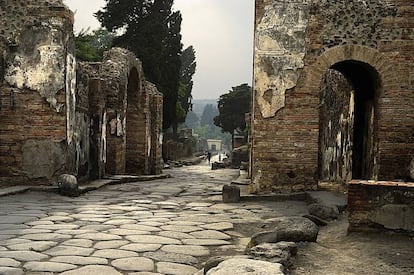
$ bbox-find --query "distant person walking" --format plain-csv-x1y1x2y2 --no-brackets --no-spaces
207,151,212,164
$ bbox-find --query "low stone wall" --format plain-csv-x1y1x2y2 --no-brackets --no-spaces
348,180,414,232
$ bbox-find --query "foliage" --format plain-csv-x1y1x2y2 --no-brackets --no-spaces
96,0,183,131
75,28,114,62
214,83,252,136
200,104,219,126
177,46,197,123
184,111,199,129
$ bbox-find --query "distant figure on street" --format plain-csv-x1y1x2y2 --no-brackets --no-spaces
219,153,222,162
207,151,212,164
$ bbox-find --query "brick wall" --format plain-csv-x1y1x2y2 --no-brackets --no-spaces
348,180,414,232
251,0,414,193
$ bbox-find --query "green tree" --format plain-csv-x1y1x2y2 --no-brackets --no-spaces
214,83,252,140
96,0,183,132
178,46,196,123
200,104,219,126
184,111,199,129
75,28,114,62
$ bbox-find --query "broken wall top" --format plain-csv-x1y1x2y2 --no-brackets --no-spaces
0,0,73,47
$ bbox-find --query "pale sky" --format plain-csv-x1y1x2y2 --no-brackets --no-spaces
64,0,255,100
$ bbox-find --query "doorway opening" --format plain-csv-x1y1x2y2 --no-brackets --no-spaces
319,60,381,184
125,67,146,174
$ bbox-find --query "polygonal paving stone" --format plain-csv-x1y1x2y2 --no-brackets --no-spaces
0,235,13,241
144,251,198,265
161,245,210,257
156,262,198,275
0,258,20,267
190,230,231,240
79,225,116,231
126,235,181,245
0,251,48,261
160,225,201,233
182,239,231,246
61,239,94,248
0,224,29,230
75,233,122,241
19,233,71,241
0,267,23,275
61,265,122,275
158,231,196,240
43,245,94,256
41,216,74,222
94,240,129,249
0,246,7,251
23,262,76,272
55,229,95,235
7,241,57,252
167,221,205,226
32,224,79,230
92,249,139,259
111,257,154,271
104,219,136,225
201,222,234,231
107,229,148,235
120,243,162,252
50,256,108,265
187,202,213,208
0,229,51,235
0,216,37,224
121,224,161,232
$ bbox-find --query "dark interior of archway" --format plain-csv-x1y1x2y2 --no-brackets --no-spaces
125,67,142,174
331,61,378,179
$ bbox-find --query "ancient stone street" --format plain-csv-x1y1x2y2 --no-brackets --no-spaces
0,163,308,274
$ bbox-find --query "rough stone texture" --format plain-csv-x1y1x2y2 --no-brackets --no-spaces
307,203,339,220
58,174,79,197
348,180,414,232
206,258,284,275
410,158,414,180
111,257,154,272
248,216,319,247
0,1,163,186
61,265,122,275
247,241,297,266
222,185,240,203
251,0,414,193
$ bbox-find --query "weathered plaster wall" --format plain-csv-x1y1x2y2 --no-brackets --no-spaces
0,0,78,185
251,0,414,193
254,0,310,118
319,69,354,184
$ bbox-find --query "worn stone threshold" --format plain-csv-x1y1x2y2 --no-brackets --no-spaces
0,173,171,197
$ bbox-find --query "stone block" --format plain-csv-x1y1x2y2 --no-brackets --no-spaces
222,185,240,203
58,174,79,197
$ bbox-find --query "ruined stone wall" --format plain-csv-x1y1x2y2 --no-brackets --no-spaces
0,1,79,185
251,0,414,193
81,48,163,176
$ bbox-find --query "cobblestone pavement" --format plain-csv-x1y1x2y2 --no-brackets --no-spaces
0,164,308,275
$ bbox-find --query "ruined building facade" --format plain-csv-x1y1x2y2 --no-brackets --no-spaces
0,1,163,186
251,0,414,193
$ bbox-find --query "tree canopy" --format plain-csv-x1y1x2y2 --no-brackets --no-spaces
178,46,196,123
214,83,252,136
96,0,185,131
75,28,115,62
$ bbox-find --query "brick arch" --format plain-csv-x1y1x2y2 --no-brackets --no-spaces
306,45,395,90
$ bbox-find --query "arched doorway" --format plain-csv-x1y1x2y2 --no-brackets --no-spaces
125,67,147,174
319,60,381,184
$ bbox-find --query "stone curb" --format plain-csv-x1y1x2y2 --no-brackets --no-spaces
0,174,171,197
